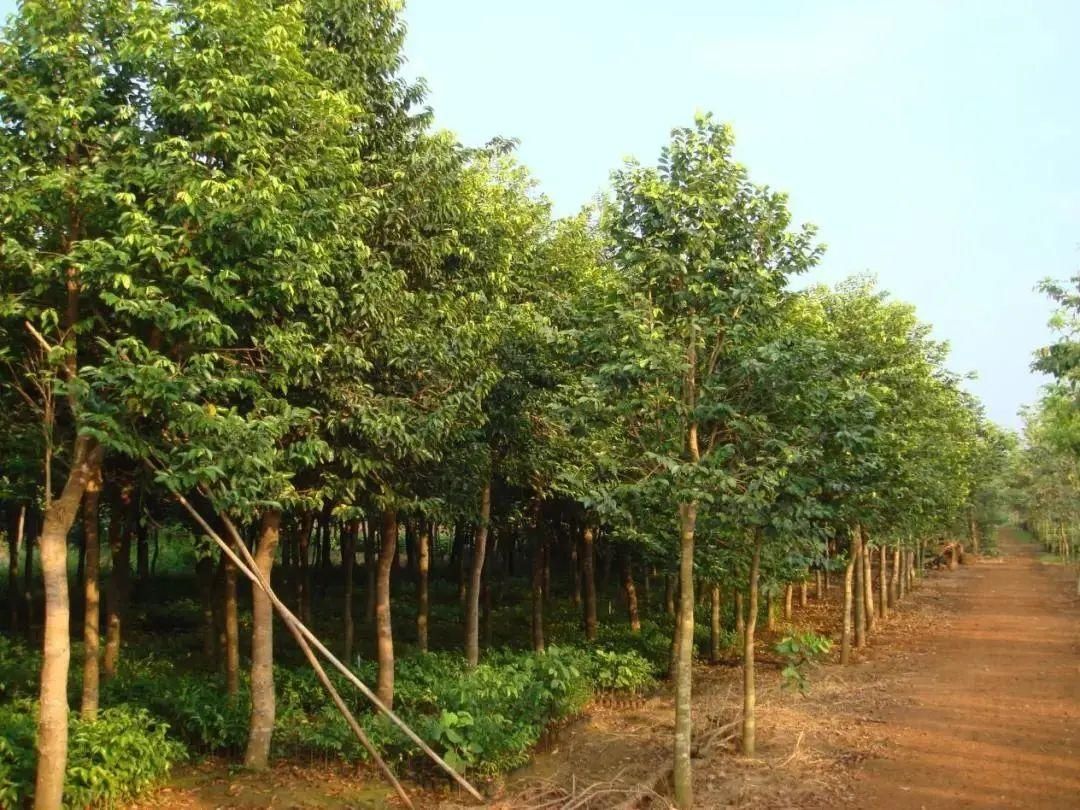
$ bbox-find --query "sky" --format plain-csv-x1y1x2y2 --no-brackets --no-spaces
401,0,1079,430
0,0,1075,430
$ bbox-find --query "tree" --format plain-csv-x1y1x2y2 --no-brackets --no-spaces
605,114,820,808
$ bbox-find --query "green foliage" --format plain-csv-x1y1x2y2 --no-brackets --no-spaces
774,631,832,694
0,701,184,809
0,636,40,701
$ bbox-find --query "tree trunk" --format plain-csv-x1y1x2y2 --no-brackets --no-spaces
342,520,356,662
34,436,101,810
862,532,876,634
23,510,35,642
815,569,823,601
136,519,149,584
878,542,888,620
296,511,314,628
735,591,745,648
365,517,378,625
853,529,865,649
103,488,133,680
741,537,762,757
622,553,641,633
784,583,794,620
223,546,240,699
80,466,103,720
570,533,581,607
581,524,598,641
531,524,545,652
840,535,856,665
244,509,281,770
709,583,722,663
465,479,491,667
417,521,430,653
969,510,979,555
376,508,397,706
889,545,900,607
799,579,808,608
8,506,24,634
197,555,215,660
672,502,697,808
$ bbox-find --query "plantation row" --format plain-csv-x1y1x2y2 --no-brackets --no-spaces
0,1,1073,808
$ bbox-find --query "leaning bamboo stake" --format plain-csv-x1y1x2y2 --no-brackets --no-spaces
168,487,483,802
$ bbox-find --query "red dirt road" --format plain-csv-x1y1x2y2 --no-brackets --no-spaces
844,530,1080,809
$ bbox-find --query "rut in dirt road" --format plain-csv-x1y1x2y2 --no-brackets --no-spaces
844,529,1080,809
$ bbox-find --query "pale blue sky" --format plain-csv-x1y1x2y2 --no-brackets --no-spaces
2,1,1075,429
402,0,1078,429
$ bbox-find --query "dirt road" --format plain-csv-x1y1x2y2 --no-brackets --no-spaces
844,529,1080,809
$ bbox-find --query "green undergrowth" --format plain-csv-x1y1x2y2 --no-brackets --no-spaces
0,636,654,804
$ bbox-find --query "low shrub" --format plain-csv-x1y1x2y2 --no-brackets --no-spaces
0,700,185,808
0,636,40,702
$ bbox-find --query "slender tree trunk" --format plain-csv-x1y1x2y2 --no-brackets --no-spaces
581,524,598,641
862,532,876,634
80,466,103,720
766,593,777,631
23,511,35,642
840,535,856,665
103,488,133,680
622,553,641,633
296,511,314,628
784,583,794,620
709,583,722,663
853,529,865,649
365,517,378,625
342,520,356,662
889,545,900,607
570,533,581,607
417,521,430,653
34,437,101,810
244,509,281,769
376,508,397,706
741,538,762,757
878,543,888,620
465,479,491,667
136,519,149,584
223,546,240,699
672,502,697,808
8,506,24,634
735,591,745,648
969,510,979,556
815,569,823,601
898,547,908,600
197,555,215,660
799,579,808,608
531,532,545,653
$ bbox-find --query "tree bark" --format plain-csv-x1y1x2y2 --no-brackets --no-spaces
878,542,888,620
799,579,808,608
853,528,865,649
889,545,900,607
365,517,378,625
7,506,24,634
672,502,697,808
34,436,101,810
581,524,598,641
862,531,876,634
709,583,722,663
735,591,745,648
465,479,491,667
376,508,397,706
197,555,215,660
342,520,356,662
841,530,856,665
622,553,641,633
244,509,281,769
784,583,794,620
223,546,240,699
103,486,133,680
741,537,762,757
80,465,103,720
417,521,430,653
531,530,545,653
296,511,314,628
